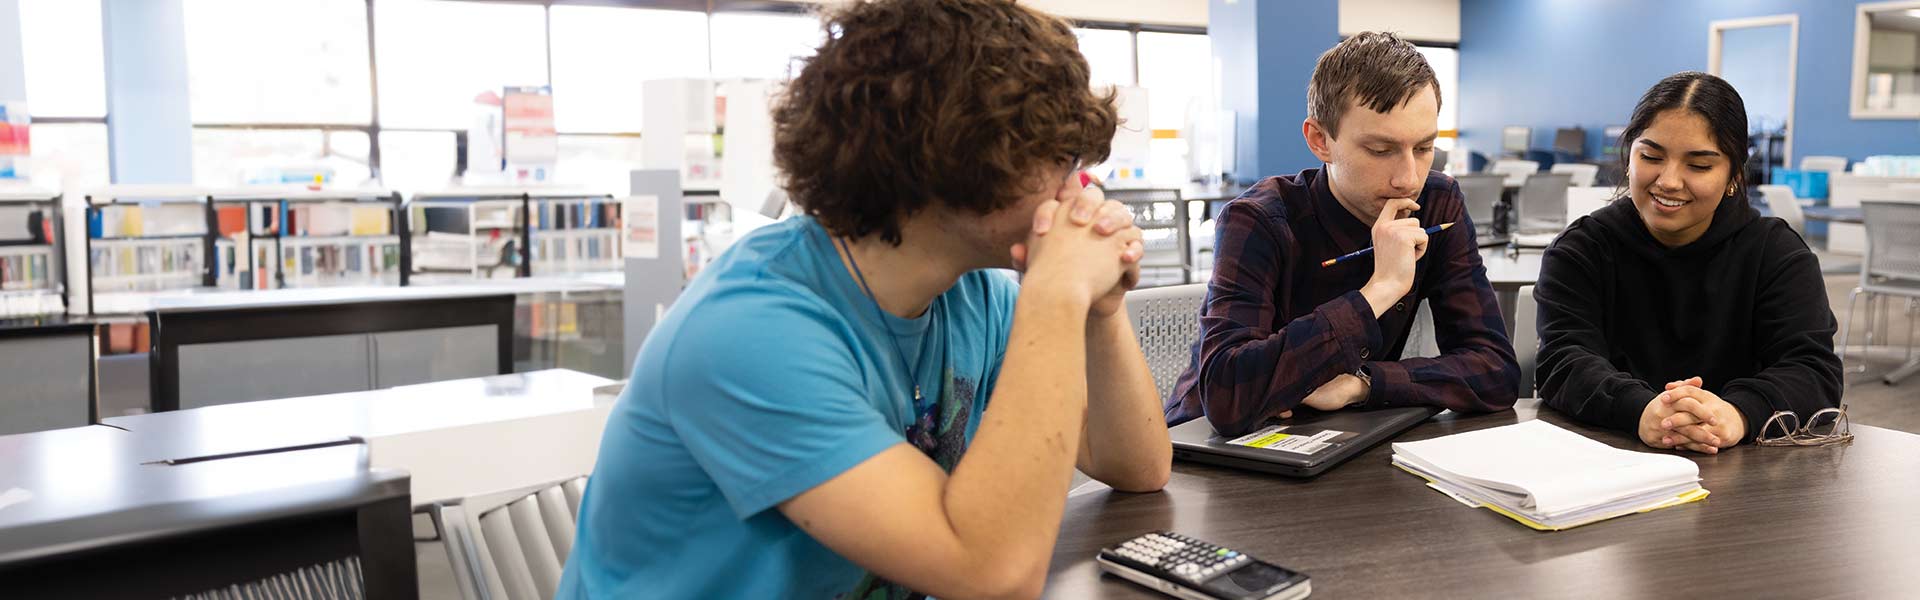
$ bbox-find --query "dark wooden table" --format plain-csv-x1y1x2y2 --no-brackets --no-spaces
1045,399,1920,598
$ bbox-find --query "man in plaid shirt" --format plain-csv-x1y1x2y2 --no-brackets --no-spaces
1165,32,1519,436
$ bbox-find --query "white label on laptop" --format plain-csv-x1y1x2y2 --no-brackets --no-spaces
1224,425,1349,455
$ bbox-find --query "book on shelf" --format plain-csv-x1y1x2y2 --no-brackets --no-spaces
89,238,204,292
0,248,54,291
1391,420,1708,531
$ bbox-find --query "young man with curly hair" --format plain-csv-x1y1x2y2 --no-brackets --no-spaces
1165,32,1520,437
558,1,1171,598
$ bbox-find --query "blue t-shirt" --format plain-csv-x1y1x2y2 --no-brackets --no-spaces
557,216,1019,599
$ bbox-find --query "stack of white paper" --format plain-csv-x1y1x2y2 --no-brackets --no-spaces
1391,420,1709,530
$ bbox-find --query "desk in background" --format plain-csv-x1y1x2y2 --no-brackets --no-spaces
0,318,95,435
105,368,614,507
142,287,517,412
1045,399,1920,598
0,427,415,598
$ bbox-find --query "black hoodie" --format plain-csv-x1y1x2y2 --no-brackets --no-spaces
1534,196,1842,442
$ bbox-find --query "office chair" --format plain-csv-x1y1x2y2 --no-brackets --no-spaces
1550,163,1600,187
1524,149,1558,172
1757,184,1805,238
1490,160,1540,188
1514,172,1573,246
1515,285,1538,397
1124,283,1207,400
1454,173,1507,242
1107,188,1193,286
436,476,589,600
1839,201,1920,386
1431,148,1451,174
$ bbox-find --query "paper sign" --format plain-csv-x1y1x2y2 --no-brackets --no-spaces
624,195,660,259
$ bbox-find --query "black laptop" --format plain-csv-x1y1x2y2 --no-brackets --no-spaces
1170,406,1441,478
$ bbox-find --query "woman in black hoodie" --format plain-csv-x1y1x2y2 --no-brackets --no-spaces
1535,72,1842,454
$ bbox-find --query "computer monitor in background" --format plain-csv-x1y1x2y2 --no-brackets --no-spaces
1601,125,1628,157
1553,127,1586,159
1502,126,1531,156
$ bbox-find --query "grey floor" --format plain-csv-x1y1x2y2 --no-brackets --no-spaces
410,254,1920,599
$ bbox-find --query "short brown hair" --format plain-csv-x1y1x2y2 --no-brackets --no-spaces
773,0,1118,245
1307,32,1441,138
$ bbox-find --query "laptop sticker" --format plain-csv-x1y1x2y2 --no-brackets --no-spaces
1224,425,1355,455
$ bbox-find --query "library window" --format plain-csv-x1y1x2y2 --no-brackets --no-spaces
549,6,710,134
1415,45,1461,151
1075,28,1136,89
192,128,372,187
377,130,458,192
26,123,110,190
17,0,107,118
184,0,372,125
374,0,549,130
709,12,824,81
554,134,648,196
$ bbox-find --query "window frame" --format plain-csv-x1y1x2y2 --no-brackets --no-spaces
1850,1,1920,119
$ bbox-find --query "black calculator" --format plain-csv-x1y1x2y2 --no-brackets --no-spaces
1096,531,1310,600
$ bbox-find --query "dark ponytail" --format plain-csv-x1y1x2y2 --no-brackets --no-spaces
1616,72,1750,200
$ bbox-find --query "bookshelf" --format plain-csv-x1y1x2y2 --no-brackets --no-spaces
209,189,406,290
407,188,624,285
82,186,215,315
0,188,67,317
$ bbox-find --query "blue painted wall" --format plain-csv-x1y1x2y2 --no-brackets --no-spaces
1459,0,1919,165
102,0,192,184
1211,0,1341,183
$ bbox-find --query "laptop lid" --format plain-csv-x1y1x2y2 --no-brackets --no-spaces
1170,406,1441,478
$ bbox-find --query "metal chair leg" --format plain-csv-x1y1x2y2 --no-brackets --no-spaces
1888,298,1920,386
1839,288,1865,376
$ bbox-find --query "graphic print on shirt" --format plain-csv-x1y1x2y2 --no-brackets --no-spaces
839,369,979,600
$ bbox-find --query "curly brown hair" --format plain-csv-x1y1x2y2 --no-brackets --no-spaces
773,0,1118,245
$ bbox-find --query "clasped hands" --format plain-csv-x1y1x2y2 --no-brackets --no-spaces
1639,376,1746,454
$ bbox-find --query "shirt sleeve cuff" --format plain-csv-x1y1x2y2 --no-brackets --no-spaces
1720,389,1778,444
1324,290,1383,368
1357,360,1407,409
1609,381,1657,434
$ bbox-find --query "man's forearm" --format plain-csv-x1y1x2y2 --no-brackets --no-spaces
940,283,1092,582
1080,307,1173,492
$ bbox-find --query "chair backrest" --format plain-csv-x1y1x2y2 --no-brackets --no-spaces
1125,283,1207,401
1516,173,1573,234
1514,285,1538,398
1454,174,1505,230
1758,184,1804,237
1800,155,1849,175
1431,148,1451,173
1549,163,1599,187
437,475,589,600
1490,160,1540,187
1860,201,1920,285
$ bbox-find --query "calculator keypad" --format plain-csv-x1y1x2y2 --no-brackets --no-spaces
1111,532,1251,584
